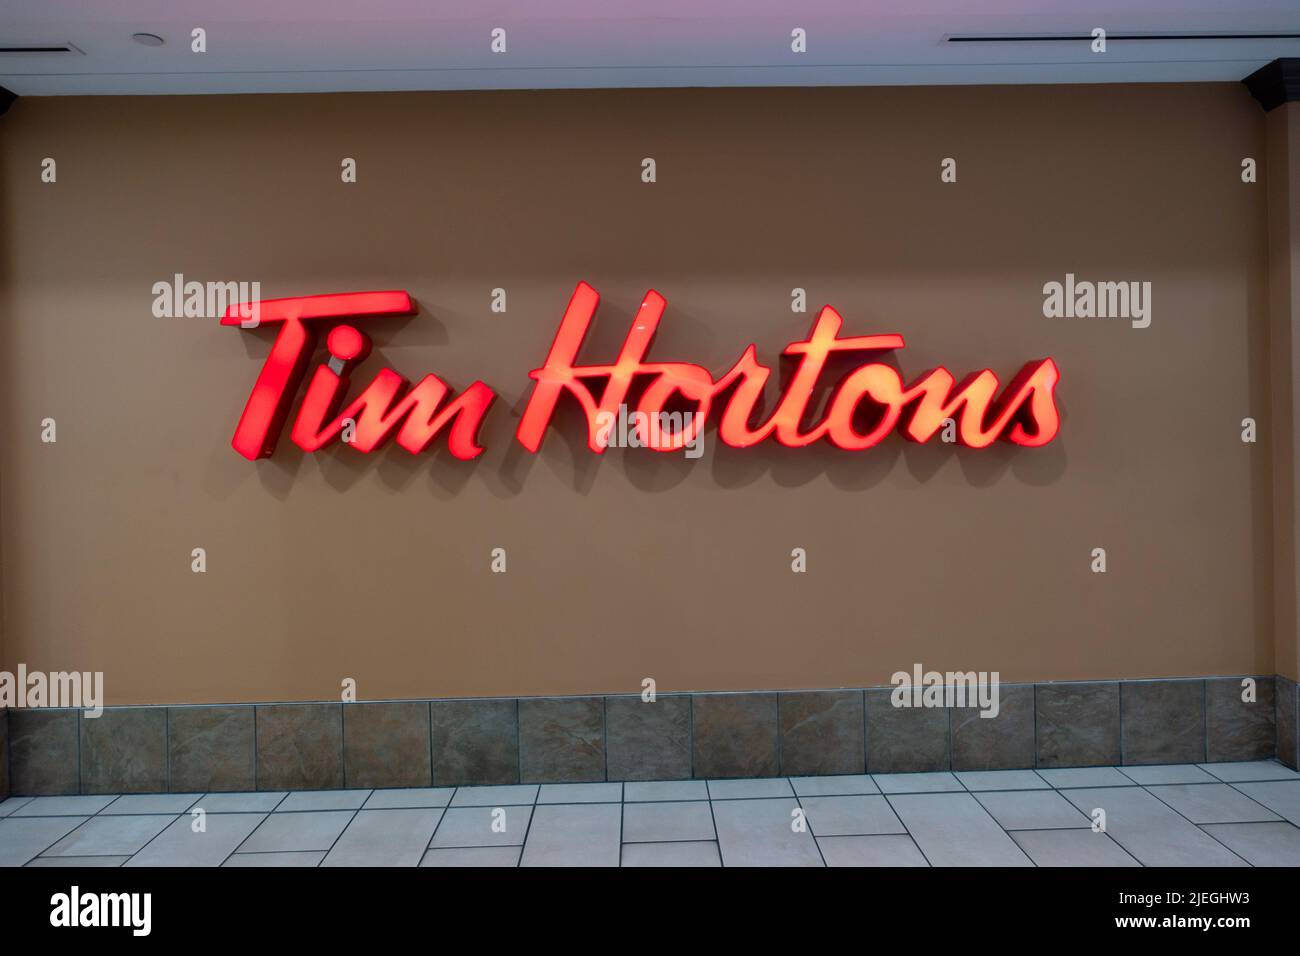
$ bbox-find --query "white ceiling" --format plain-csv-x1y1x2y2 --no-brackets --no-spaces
1,0,1298,95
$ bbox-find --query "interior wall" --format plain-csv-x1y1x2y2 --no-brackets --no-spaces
1268,101,1300,683
0,83,1273,705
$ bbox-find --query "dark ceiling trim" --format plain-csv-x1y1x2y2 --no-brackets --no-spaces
1244,58,1300,111
0,45,76,53
0,85,15,118
951,33,1300,42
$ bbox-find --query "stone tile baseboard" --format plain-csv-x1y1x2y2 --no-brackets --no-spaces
0,706,8,800
1280,675,1298,768
2,676,1294,795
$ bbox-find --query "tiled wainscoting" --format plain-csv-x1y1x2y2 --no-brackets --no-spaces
1282,675,1299,768
1,707,8,799
2,677,1298,797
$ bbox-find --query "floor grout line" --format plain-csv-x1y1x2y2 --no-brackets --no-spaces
1223,776,1300,820
1138,783,1254,867
309,805,364,868
419,786,460,865
879,791,934,868
793,785,828,867
121,809,192,867
513,784,540,867
704,789,723,868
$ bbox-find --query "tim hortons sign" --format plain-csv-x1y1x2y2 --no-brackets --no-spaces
222,282,1061,460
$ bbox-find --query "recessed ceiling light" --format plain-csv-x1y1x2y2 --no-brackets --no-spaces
131,33,164,47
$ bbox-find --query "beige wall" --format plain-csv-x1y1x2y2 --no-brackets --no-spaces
0,84,1275,705
1268,101,1300,683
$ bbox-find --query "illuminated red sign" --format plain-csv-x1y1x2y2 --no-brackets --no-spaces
223,282,1060,460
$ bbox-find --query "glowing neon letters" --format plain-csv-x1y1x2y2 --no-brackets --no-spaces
223,282,1060,460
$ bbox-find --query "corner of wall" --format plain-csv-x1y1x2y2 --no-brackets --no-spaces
1278,675,1299,768
0,707,9,800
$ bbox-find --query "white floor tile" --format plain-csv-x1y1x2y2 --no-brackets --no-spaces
1198,761,1300,783
223,851,325,867
1147,783,1281,824
1036,767,1134,789
887,793,1031,866
1011,828,1140,866
321,808,443,866
707,778,794,800
0,797,34,818
790,774,879,797
0,816,89,866
520,803,621,867
25,855,129,867
624,780,709,802
872,772,963,794
1059,787,1247,866
12,795,117,817
194,792,286,813
126,813,266,867
100,794,203,815
801,795,905,836
1200,821,1300,866
537,783,623,804
1229,780,1300,825
420,846,521,867
430,805,532,847
239,810,355,853
449,785,538,807
276,790,371,812
817,834,929,867
622,801,715,842
43,814,176,857
711,798,823,866
954,770,1050,792
621,841,721,867
363,788,454,810
974,790,1092,830
1119,764,1217,786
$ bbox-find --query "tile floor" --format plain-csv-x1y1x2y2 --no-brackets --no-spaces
2,760,1299,867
